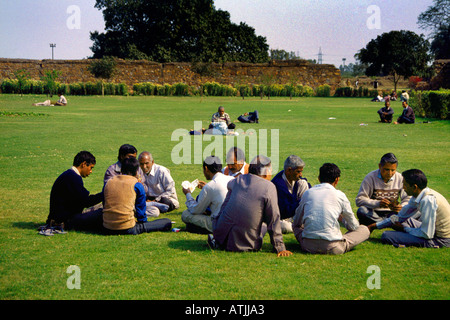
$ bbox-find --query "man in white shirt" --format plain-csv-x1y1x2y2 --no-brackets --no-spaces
380,169,450,248
138,152,179,217
181,155,234,234
293,163,370,255
55,92,67,106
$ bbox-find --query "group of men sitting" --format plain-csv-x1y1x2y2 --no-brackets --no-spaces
42,143,450,256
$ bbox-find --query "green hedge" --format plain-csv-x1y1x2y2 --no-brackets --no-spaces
410,90,450,120
0,79,128,96
2,78,326,98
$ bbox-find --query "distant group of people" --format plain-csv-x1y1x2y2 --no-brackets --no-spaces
42,144,450,256
189,106,259,136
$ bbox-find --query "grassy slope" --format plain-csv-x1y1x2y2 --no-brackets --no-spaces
0,94,449,300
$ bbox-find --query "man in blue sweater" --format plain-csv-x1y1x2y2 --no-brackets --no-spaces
271,155,311,233
44,151,104,232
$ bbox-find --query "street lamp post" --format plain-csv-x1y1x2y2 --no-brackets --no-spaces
50,43,56,60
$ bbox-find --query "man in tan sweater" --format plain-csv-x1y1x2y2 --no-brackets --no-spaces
356,153,410,225
103,157,172,235
381,169,450,248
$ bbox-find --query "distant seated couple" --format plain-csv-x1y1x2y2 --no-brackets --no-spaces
190,106,237,136
32,92,67,106
377,101,415,124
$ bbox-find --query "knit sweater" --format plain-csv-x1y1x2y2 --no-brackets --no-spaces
271,170,311,220
47,168,103,224
355,170,410,212
103,175,146,230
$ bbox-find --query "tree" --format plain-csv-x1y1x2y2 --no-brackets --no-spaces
417,0,450,60
269,49,301,60
417,0,450,34
14,69,30,96
90,0,269,63
40,70,61,97
355,30,431,91
431,24,450,59
87,56,117,96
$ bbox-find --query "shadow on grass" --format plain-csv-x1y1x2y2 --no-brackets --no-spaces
168,238,211,252
12,221,42,230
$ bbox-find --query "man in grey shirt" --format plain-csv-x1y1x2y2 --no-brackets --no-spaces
210,155,293,257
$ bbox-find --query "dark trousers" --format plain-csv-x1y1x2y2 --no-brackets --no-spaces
238,110,259,123
103,218,172,235
66,208,104,231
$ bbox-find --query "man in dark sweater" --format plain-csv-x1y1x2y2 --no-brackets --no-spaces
377,101,394,123
45,151,104,231
271,155,311,233
394,101,415,124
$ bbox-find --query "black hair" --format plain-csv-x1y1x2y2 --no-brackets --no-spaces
226,147,245,164
118,144,137,161
319,163,341,183
379,153,398,166
73,151,96,167
402,169,428,190
121,157,140,176
203,155,222,174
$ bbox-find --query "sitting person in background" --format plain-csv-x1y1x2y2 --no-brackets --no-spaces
138,151,179,217
209,106,236,131
211,106,232,126
394,101,415,124
400,90,409,102
237,110,259,123
371,94,384,102
390,91,398,101
380,169,450,248
271,155,311,233
54,92,67,106
102,157,172,235
223,147,249,177
377,101,394,123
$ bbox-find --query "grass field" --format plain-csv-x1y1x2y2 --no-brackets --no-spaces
0,94,449,300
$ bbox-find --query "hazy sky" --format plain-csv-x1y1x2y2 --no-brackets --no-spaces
0,0,434,67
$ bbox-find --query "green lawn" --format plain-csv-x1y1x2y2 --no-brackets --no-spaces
0,94,449,300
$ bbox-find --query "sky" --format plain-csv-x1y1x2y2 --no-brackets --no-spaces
0,0,434,67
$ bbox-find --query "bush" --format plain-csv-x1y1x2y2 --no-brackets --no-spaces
410,90,450,119
315,84,331,97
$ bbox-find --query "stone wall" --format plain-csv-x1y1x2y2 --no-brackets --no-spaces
0,58,341,92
